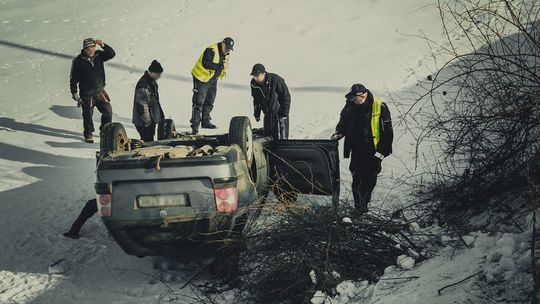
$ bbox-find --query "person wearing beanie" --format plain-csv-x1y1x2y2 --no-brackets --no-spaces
132,60,165,141
70,38,116,143
331,84,393,213
190,37,234,134
250,63,291,140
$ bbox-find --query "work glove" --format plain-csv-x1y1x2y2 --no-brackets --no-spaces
254,116,261,122
331,133,343,140
374,152,385,161
72,93,83,107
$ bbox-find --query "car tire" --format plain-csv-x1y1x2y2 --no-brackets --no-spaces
157,119,176,140
251,141,269,197
229,116,254,167
100,122,129,155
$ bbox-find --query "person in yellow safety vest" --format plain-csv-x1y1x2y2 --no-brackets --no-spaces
331,84,393,213
189,37,234,134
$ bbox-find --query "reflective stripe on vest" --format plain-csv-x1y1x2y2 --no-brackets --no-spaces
371,97,383,149
191,43,228,82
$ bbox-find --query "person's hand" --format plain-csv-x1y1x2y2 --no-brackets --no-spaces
95,39,105,47
223,62,229,70
254,116,261,122
72,93,83,107
331,133,343,140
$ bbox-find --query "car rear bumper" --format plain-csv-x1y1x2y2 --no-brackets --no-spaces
104,215,232,256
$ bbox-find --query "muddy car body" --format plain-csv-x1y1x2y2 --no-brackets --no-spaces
95,117,339,256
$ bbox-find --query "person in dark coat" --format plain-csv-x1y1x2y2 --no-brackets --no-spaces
250,64,291,140
190,37,234,134
63,199,97,239
132,60,165,142
70,38,116,143
331,84,393,212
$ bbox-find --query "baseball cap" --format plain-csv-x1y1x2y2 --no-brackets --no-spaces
82,38,96,48
250,63,266,76
345,83,368,101
223,37,234,51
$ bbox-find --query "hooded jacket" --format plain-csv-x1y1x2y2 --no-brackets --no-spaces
70,44,115,96
335,90,393,159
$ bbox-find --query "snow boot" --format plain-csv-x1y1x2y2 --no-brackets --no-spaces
84,134,94,143
201,121,217,129
63,231,80,239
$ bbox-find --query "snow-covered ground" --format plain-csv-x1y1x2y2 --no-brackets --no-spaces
1,0,531,303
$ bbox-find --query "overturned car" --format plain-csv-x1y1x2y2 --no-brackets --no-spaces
94,116,339,256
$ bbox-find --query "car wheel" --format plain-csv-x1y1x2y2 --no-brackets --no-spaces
157,119,176,140
100,122,130,155
251,141,269,197
229,116,254,167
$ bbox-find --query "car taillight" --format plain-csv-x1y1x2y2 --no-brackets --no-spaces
214,187,238,212
97,194,112,217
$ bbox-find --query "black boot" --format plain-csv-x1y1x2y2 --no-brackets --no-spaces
63,231,80,239
84,134,94,143
354,199,369,214
201,121,217,129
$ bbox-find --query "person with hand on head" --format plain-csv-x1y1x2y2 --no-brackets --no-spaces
331,84,393,213
132,60,165,142
70,38,116,143
190,37,234,134
250,63,291,140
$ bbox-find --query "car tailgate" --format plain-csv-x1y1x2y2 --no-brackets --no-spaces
110,178,216,221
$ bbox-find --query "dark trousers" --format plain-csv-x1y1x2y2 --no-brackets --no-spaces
190,76,217,129
68,199,98,235
135,124,156,142
81,92,113,136
350,154,381,210
263,113,289,140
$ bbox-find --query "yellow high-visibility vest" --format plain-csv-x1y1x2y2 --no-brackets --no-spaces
191,43,229,82
371,97,383,149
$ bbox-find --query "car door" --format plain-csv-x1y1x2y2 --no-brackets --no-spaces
267,139,340,205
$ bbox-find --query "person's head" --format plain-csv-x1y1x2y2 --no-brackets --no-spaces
82,38,96,58
250,63,266,83
221,37,234,55
345,83,369,105
148,60,163,80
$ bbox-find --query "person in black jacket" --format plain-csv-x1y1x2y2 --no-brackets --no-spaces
250,64,291,139
70,38,116,143
63,198,97,239
331,84,393,212
132,60,165,142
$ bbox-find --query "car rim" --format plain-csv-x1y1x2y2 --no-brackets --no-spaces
116,130,130,152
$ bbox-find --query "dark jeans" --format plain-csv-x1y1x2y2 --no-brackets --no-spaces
135,124,156,142
81,92,112,136
263,113,289,140
349,154,381,210
68,199,98,235
190,76,217,129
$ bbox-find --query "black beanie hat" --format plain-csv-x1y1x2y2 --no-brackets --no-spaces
148,60,163,73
